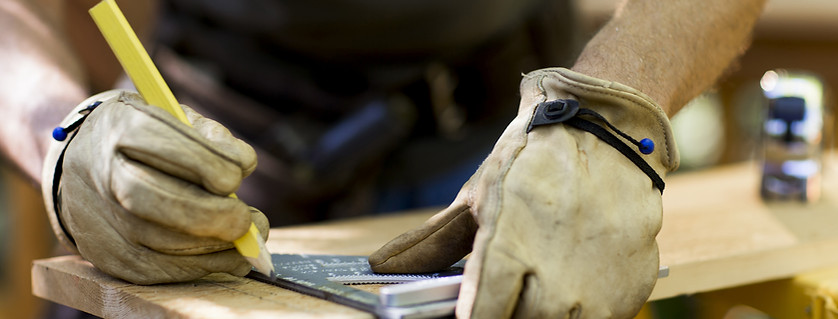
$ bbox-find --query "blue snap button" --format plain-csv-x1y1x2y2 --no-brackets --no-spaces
52,127,68,141
638,138,655,154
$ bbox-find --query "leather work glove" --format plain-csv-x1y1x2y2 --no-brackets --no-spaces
42,90,269,285
370,68,679,318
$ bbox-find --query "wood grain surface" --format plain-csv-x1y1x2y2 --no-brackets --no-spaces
32,157,838,317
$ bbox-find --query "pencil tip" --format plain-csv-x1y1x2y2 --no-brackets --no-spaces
245,252,275,279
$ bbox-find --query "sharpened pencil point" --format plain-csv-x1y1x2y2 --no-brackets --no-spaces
245,248,275,279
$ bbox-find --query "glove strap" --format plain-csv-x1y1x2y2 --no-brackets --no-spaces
49,101,102,246
526,99,665,194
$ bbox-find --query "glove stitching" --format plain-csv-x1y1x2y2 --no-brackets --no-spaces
468,75,548,315
473,245,535,317
525,97,665,193
478,72,546,228
545,68,675,171
577,89,673,168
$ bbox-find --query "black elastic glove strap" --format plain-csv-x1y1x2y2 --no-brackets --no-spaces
565,117,665,193
52,130,79,246
51,102,101,246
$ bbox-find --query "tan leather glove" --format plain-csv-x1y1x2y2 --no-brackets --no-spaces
41,90,269,284
370,68,679,318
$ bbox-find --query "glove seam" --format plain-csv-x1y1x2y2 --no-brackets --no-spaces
473,247,533,317
534,68,676,172
553,69,673,169
466,76,547,315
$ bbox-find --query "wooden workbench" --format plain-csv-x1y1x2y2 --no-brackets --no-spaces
31,156,838,318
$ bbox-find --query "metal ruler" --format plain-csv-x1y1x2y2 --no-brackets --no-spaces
247,254,465,318
247,254,670,318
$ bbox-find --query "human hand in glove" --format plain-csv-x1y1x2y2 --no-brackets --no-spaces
42,90,269,285
369,68,679,318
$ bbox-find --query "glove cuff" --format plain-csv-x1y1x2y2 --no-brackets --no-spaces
521,67,680,174
41,90,124,253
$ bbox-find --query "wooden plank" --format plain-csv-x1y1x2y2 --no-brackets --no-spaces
32,157,838,317
651,157,838,299
32,255,372,318
32,209,438,318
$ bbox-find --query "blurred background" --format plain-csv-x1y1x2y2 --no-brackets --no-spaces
2,0,838,318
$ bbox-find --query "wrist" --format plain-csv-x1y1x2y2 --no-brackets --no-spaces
41,90,124,253
570,38,676,117
521,68,679,175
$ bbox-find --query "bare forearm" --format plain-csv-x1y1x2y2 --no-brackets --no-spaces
0,0,174,185
0,0,88,183
572,0,766,117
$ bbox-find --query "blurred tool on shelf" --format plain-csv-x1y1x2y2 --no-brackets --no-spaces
759,69,832,202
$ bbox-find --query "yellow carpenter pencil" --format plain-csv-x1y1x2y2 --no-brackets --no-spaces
89,0,275,278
